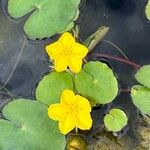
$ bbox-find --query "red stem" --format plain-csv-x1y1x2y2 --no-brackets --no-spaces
92,53,141,69
119,88,131,93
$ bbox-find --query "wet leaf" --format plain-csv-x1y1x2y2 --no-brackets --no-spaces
131,85,150,115
145,0,150,20
36,71,74,105
135,65,150,88
8,0,80,39
104,108,128,132
0,99,65,150
75,61,118,104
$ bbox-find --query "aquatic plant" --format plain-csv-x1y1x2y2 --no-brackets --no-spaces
8,0,80,39
46,32,88,73
145,0,150,20
131,65,150,115
0,0,149,149
104,108,128,132
48,90,92,134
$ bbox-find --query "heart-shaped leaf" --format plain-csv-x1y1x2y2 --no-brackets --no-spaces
145,0,150,20
36,71,74,105
131,85,150,115
8,0,80,39
104,108,128,132
75,61,118,104
135,65,150,88
0,99,65,150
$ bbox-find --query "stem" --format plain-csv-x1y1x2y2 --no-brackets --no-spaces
119,88,131,93
0,83,15,99
102,40,128,59
3,38,26,86
92,53,141,69
75,127,78,134
83,26,110,52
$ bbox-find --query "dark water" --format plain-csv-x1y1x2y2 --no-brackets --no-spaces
0,0,150,147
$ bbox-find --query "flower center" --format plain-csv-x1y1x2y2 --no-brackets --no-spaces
62,48,72,56
68,104,79,116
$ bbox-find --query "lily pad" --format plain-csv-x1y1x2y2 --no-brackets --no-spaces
36,71,74,105
0,99,65,150
135,65,150,88
75,61,118,104
131,85,150,115
104,108,128,132
145,0,150,20
8,0,80,39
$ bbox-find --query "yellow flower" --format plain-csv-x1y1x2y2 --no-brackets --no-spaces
48,90,92,135
46,32,88,73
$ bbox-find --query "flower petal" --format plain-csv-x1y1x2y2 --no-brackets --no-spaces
59,114,76,135
76,95,91,112
58,32,75,48
77,111,92,130
72,43,88,58
61,89,76,105
69,57,82,73
46,42,63,60
48,104,68,121
54,57,68,72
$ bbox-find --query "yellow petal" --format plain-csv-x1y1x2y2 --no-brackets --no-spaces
59,114,76,135
54,57,68,72
46,42,63,60
48,104,67,121
77,111,92,130
60,89,76,105
72,43,88,58
69,57,82,73
76,95,91,112
58,32,75,48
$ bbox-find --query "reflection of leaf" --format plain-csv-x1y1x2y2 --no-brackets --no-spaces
36,71,74,105
8,0,80,39
0,99,65,150
145,0,150,20
135,65,150,88
104,108,128,132
75,61,118,104
131,85,150,115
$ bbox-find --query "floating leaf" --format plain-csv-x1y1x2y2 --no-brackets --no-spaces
131,85,150,115
135,65,150,88
0,99,65,150
36,71,74,105
104,108,128,132
8,0,80,39
75,61,118,104
145,0,150,20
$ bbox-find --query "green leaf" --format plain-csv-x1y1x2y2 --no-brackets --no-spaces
75,61,118,104
36,71,74,105
0,99,65,150
8,0,80,39
145,0,150,20
131,85,150,115
104,108,128,132
135,65,150,88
